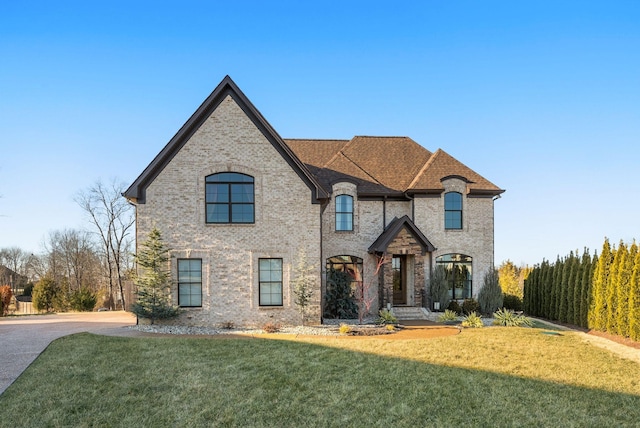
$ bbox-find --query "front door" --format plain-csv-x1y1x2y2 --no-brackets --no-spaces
392,255,406,305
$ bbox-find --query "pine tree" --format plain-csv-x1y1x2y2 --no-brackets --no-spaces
605,243,623,334
589,239,611,331
565,252,577,324
542,261,554,319
558,255,571,323
629,248,640,341
131,227,180,324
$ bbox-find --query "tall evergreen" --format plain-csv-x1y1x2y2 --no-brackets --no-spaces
131,227,180,324
565,252,577,324
616,243,634,337
543,261,554,319
558,255,571,322
551,256,563,320
605,243,623,334
578,250,592,328
589,239,611,331
629,249,640,342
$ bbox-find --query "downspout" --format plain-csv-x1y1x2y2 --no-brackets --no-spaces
319,199,328,325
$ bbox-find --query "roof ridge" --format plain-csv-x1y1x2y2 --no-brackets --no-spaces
337,151,385,186
284,138,350,142
407,148,442,189
322,137,356,168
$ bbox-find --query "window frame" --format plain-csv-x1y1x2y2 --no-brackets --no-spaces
205,172,255,224
436,253,472,300
335,194,354,231
177,258,202,308
444,192,463,230
259,258,283,307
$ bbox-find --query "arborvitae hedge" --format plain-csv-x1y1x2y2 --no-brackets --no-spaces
524,238,640,340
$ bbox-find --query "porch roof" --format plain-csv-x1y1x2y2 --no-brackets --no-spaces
368,215,436,255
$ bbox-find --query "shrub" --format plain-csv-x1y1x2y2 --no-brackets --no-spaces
492,308,533,327
22,283,34,297
339,323,352,335
262,322,281,333
503,294,523,312
385,324,395,332
461,311,483,328
323,268,358,319
438,309,459,322
220,321,235,330
462,298,480,315
478,269,503,315
33,277,59,313
447,300,462,315
0,285,12,316
69,287,97,312
377,309,398,325
429,265,449,310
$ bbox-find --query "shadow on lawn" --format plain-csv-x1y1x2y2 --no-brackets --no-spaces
1,333,639,427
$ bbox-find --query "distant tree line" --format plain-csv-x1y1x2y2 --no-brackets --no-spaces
0,179,134,314
524,238,640,341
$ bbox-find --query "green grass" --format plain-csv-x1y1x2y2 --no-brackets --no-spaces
1,329,640,427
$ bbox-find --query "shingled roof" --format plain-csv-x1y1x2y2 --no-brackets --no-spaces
284,137,503,198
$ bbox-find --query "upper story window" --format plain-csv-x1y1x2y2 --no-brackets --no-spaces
205,173,254,224
335,195,353,231
444,192,462,230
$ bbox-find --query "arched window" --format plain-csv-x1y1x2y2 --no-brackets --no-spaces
436,254,472,300
444,192,462,229
326,255,363,287
205,172,254,223
335,195,353,231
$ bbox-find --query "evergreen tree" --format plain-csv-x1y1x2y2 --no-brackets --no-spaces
605,243,624,334
131,228,180,324
558,256,571,322
589,239,611,331
570,250,584,325
323,268,358,319
551,255,563,320
578,250,592,328
542,261,554,319
629,249,640,341
564,252,576,324
616,243,634,337
478,268,503,315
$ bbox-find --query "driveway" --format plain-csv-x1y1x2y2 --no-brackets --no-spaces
0,311,137,395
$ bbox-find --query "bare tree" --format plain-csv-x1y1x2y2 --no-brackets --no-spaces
75,179,134,310
43,229,100,293
0,247,30,293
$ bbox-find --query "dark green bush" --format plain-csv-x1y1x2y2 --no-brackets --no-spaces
69,287,97,312
503,294,523,312
462,298,480,315
33,277,60,313
324,268,358,319
447,300,462,315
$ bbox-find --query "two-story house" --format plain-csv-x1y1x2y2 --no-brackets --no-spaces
124,76,504,327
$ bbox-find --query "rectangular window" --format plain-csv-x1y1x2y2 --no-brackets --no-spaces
178,259,202,307
259,258,283,306
335,195,353,231
444,192,463,230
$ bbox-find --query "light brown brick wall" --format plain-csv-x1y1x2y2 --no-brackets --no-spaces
136,95,321,327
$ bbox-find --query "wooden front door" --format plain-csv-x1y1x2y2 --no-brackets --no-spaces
392,255,406,305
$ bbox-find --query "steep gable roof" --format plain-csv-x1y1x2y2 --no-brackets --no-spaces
124,76,328,204
408,149,503,196
368,216,436,255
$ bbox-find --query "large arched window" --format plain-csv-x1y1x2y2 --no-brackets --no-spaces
444,192,462,230
335,195,353,231
205,172,254,223
436,254,472,300
326,255,363,287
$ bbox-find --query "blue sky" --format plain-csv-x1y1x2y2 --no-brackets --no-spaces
1,1,639,266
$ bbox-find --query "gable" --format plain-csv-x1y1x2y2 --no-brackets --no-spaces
124,76,328,204
368,215,436,255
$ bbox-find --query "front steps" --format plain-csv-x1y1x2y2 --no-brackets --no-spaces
391,306,431,321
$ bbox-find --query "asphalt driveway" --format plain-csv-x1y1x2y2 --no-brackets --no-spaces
0,311,137,395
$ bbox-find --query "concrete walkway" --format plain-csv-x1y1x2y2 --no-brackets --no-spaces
0,311,137,395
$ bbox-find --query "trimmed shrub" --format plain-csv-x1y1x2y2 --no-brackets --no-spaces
502,294,523,312
462,298,480,315
447,300,462,315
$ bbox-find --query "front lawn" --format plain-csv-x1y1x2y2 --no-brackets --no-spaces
1,328,639,427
